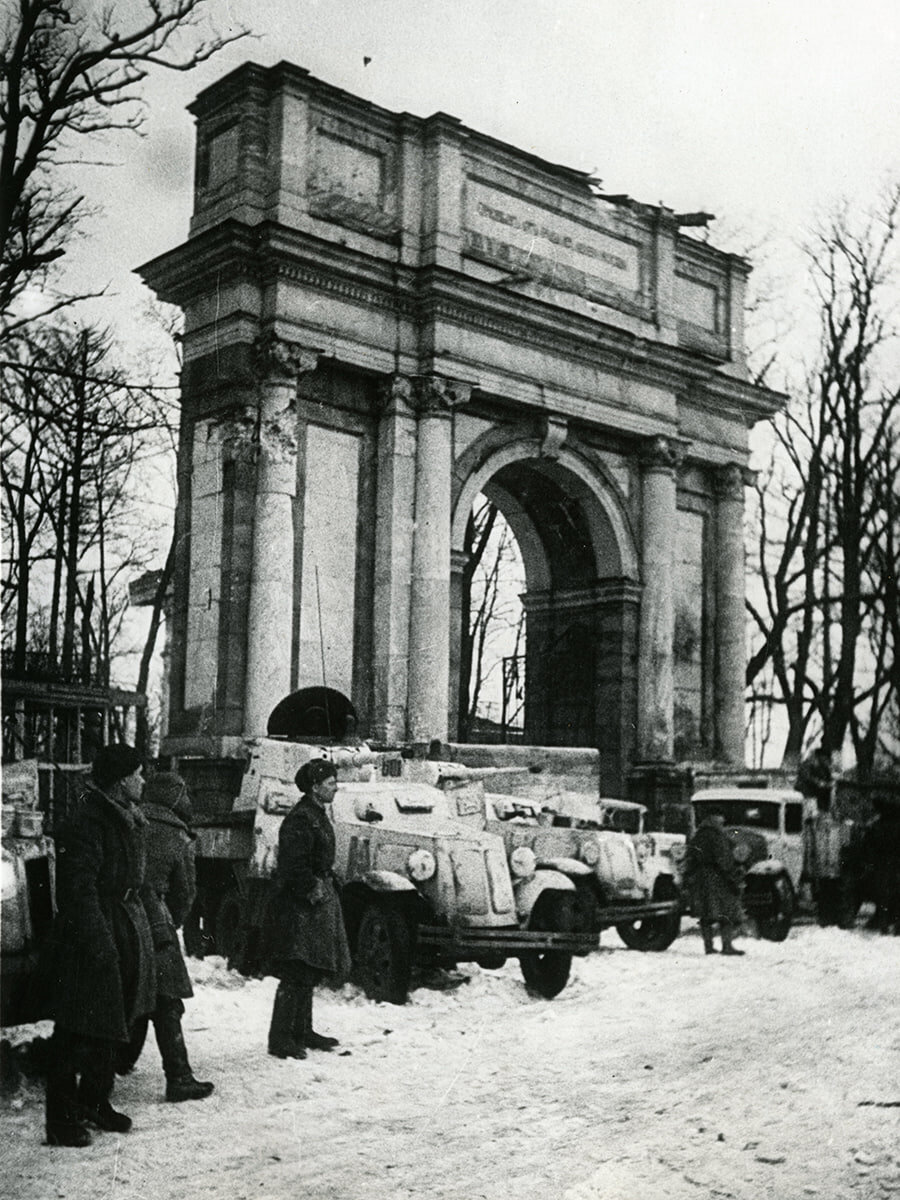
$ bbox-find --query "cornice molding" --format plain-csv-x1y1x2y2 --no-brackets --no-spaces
138,219,786,425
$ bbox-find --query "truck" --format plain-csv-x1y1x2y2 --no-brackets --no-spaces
689,788,799,941
177,736,598,1003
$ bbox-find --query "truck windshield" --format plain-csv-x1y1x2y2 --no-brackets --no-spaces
695,800,781,831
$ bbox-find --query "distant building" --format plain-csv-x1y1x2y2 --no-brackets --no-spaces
139,61,784,797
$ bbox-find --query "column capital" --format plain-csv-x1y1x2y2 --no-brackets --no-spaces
219,407,258,461
413,374,473,415
377,373,417,417
714,461,753,501
640,434,690,472
252,333,320,383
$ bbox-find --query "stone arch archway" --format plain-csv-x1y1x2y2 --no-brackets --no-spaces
450,434,641,792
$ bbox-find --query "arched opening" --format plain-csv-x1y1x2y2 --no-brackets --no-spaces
457,496,526,743
451,442,639,794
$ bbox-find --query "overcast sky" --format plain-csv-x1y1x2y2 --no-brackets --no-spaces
62,0,899,353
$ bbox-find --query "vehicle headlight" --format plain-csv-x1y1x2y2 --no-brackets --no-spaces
509,846,536,878
580,839,601,866
733,842,751,864
407,849,436,882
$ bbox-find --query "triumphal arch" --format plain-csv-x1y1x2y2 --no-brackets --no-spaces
141,62,783,796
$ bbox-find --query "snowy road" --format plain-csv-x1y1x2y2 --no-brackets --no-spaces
2,922,898,1199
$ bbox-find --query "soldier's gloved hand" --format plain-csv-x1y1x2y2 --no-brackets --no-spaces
308,879,327,905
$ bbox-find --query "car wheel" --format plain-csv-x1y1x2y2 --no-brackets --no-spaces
616,910,681,952
616,878,681,952
354,902,413,1004
519,891,574,999
757,874,794,942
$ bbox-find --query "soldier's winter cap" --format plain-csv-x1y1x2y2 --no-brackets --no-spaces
143,771,189,813
295,758,337,793
93,743,142,788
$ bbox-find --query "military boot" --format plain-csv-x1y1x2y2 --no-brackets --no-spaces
154,1003,214,1101
45,1062,91,1147
296,985,339,1051
268,983,307,1059
700,923,718,954
720,922,745,956
76,1080,132,1133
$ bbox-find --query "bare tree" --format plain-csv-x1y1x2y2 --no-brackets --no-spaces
1,319,178,686
459,497,526,740
0,0,246,332
745,186,900,772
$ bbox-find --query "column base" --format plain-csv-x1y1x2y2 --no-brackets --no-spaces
626,762,693,833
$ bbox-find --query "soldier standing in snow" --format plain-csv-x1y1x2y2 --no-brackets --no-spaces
43,744,156,1147
121,772,214,1101
685,806,746,956
266,758,351,1059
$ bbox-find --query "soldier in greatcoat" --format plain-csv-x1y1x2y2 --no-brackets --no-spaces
266,758,351,1059
685,806,746,956
43,744,156,1147
122,772,214,1101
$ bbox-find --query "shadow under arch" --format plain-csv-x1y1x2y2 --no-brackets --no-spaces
450,434,641,793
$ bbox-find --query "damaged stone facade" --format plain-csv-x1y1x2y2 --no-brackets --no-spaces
140,61,783,796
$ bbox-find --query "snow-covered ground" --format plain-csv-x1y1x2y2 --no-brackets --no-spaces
2,921,898,1200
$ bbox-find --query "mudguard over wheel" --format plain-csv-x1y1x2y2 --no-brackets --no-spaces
756,874,795,942
354,902,414,1004
519,891,574,999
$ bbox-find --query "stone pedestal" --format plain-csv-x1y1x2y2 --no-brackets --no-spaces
243,337,317,735
714,463,748,764
627,762,693,832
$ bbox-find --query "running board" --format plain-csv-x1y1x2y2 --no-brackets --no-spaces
417,926,599,955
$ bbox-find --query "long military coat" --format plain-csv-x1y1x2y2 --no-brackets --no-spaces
686,818,745,925
269,795,351,978
140,801,195,1000
48,785,156,1042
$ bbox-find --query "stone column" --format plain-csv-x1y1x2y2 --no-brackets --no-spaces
714,463,748,764
243,336,318,736
637,435,683,762
406,375,471,743
371,376,418,742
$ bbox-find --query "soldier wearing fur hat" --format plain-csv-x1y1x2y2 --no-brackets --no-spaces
120,771,214,1102
266,757,351,1059
43,744,156,1147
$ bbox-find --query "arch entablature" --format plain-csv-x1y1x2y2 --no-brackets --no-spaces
451,430,640,582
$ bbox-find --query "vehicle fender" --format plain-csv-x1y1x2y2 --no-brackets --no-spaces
513,869,575,920
360,869,417,893
535,856,593,877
